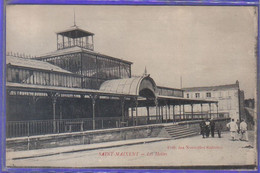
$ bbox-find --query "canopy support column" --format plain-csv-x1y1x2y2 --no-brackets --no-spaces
183,104,185,120
201,104,203,119
131,100,134,126
52,97,57,133
58,99,63,133
160,106,163,123
90,94,98,130
166,104,170,123
120,97,125,122
135,98,138,126
146,106,150,124
155,99,158,123
191,104,194,120
209,103,212,119
59,102,63,120
51,93,59,133
165,105,167,123
179,104,181,120
172,105,175,123
216,103,219,118
158,106,161,122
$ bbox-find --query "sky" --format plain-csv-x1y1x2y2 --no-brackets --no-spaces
6,5,258,99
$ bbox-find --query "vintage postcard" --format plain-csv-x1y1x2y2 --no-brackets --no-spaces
4,5,258,170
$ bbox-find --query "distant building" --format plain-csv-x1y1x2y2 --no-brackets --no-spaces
244,98,255,130
183,81,245,121
244,98,255,109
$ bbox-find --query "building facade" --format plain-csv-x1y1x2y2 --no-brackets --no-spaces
6,24,218,138
183,81,245,122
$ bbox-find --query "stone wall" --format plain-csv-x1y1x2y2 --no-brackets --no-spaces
6,118,230,151
6,124,164,151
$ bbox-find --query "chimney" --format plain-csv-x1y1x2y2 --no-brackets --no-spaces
236,80,239,86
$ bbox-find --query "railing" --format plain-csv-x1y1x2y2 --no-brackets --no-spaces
170,113,224,121
7,113,228,138
7,116,159,138
57,41,94,50
7,117,121,138
7,51,37,59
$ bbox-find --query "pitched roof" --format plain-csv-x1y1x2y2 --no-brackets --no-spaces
56,25,94,37
35,47,133,65
6,56,72,74
182,83,239,92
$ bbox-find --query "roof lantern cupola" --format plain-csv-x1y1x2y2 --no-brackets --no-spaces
56,14,94,51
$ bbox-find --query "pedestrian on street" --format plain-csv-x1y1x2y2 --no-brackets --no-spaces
205,119,210,138
236,119,241,134
215,121,223,138
200,119,206,138
239,119,248,141
210,118,215,138
226,119,238,141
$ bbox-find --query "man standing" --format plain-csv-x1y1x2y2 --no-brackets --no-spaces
226,119,238,141
215,121,222,138
205,119,211,138
210,118,215,137
240,119,248,141
200,119,206,138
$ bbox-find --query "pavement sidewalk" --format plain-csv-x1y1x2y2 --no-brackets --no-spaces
6,137,171,161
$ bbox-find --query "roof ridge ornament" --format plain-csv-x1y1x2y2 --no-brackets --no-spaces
74,9,76,26
143,66,149,77
72,9,78,28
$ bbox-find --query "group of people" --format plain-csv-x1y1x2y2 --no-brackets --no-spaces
226,119,248,141
199,118,222,138
199,118,249,141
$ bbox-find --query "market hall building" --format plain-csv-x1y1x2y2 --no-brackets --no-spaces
6,25,219,138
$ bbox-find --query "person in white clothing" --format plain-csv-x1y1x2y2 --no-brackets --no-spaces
226,119,238,141
240,119,248,141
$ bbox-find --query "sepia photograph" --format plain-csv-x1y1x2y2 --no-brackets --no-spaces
4,5,258,170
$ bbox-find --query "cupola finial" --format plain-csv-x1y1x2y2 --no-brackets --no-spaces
73,9,77,27
143,66,148,76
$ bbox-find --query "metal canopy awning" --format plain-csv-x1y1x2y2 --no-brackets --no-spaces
99,76,157,98
6,82,217,106
6,82,137,98
157,95,218,104
135,95,217,107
